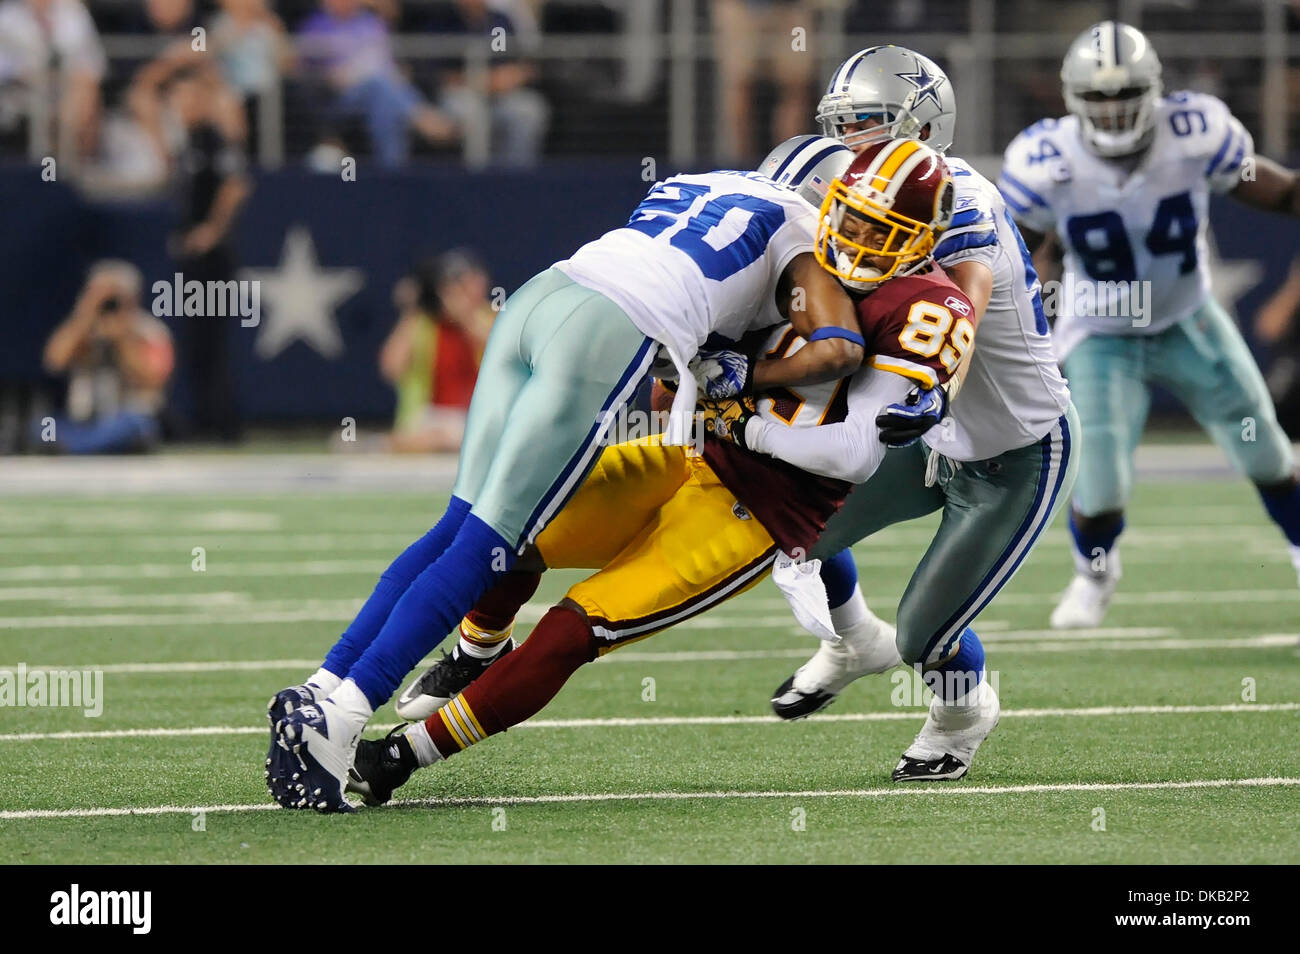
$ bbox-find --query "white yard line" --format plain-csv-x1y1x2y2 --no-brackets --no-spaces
2,583,1297,628
1,776,1296,820
0,534,416,554
2,631,1292,674
993,634,1299,653
0,561,386,582
3,702,1296,743
0,605,366,629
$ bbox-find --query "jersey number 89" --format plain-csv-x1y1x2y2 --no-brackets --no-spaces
899,301,974,373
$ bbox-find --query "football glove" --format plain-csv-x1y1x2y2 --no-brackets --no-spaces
876,384,949,448
699,398,755,449
689,348,752,401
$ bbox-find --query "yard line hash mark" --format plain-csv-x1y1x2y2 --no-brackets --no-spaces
3,702,1297,742
2,777,1296,820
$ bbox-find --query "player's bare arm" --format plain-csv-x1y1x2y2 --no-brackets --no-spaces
751,252,863,390
1230,153,1300,215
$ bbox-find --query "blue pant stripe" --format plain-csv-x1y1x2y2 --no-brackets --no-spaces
519,336,657,548
923,413,1073,662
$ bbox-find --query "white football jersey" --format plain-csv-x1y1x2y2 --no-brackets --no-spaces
926,158,1072,460
555,171,819,366
999,91,1252,359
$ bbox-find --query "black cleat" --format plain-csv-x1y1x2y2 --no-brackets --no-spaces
347,727,417,806
770,673,839,721
891,753,970,782
395,640,514,721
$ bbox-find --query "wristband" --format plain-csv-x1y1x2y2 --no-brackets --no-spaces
807,327,866,348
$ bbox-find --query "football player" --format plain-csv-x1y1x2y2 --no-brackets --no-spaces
265,151,871,812
346,139,974,806
765,46,1076,782
1000,22,1300,628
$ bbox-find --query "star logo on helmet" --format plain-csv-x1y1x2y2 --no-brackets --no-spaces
895,59,944,108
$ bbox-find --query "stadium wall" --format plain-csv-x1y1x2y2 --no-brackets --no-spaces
5,162,1299,424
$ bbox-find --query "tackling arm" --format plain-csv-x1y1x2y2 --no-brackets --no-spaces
1231,154,1300,216
751,253,864,390
743,369,914,484
942,260,992,399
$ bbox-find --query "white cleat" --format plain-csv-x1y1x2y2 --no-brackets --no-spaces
268,697,362,813
1050,573,1118,629
892,681,1000,782
771,612,901,720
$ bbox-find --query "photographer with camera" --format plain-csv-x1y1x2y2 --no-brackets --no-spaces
39,260,174,454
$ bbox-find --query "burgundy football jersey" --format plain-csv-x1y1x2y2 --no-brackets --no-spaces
704,266,974,552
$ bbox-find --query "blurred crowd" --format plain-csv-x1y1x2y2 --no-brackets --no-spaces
7,0,1300,455
6,0,1300,181
0,0,555,179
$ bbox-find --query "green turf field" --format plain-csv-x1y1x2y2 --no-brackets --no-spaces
1,466,1298,864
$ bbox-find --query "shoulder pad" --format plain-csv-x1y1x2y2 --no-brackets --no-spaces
1160,92,1252,178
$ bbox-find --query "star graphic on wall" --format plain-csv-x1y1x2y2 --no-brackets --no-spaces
241,226,364,361
895,58,944,109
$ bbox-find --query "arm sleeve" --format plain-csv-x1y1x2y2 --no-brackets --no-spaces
743,368,914,484
766,198,819,277
998,127,1058,234
1203,99,1255,194
934,189,999,272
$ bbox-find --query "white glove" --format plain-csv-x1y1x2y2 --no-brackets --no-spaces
688,348,751,400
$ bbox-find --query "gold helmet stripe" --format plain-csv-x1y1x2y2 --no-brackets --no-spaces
870,139,923,192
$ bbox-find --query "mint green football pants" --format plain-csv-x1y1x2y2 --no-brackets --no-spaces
452,267,657,549
1063,297,1295,517
811,404,1079,666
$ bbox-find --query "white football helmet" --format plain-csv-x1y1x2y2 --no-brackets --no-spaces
757,134,855,209
816,45,956,154
1061,21,1163,157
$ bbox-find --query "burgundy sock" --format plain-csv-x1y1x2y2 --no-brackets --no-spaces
465,570,542,633
427,605,598,755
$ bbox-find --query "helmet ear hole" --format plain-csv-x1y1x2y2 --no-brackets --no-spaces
935,180,954,230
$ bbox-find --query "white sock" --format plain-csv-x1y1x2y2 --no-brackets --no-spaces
1073,543,1122,581
459,636,503,660
1289,544,1300,582
404,721,445,768
932,674,989,730
306,668,342,697
457,620,514,660
328,678,373,731
829,586,869,633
